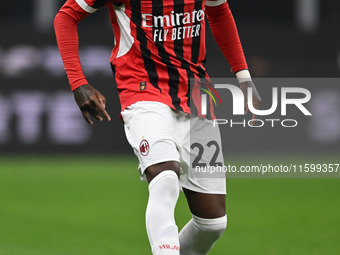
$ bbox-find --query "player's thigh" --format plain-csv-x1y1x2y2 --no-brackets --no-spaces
183,188,226,218
121,101,180,179
179,116,226,218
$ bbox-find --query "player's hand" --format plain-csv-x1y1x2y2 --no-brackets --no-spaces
239,81,262,126
73,84,111,125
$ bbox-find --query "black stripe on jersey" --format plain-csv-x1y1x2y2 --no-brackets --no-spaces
130,0,161,92
190,0,203,64
173,0,194,110
185,77,192,109
110,63,120,91
92,0,108,8
152,0,182,110
188,80,197,115
197,65,206,78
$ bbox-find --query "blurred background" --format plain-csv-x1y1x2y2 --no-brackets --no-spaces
0,0,339,154
0,1,339,255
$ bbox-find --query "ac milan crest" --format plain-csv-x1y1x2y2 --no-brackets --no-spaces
139,139,149,156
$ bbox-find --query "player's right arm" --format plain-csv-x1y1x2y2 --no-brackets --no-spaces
54,0,111,125
205,0,261,123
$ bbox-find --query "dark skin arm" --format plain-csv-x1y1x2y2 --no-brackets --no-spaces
239,80,262,125
73,84,111,125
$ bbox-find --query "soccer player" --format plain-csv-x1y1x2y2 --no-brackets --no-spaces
54,0,261,254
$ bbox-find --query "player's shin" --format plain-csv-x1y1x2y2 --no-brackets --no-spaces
146,170,180,255
179,214,227,255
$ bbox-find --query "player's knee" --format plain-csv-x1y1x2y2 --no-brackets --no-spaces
146,161,180,182
193,214,227,239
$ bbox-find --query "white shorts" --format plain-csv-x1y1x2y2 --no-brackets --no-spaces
121,101,226,195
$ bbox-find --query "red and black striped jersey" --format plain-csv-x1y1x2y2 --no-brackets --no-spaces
74,0,228,113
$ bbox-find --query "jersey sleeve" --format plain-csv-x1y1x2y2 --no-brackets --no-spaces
74,0,107,13
205,1,248,73
54,0,108,91
205,0,226,7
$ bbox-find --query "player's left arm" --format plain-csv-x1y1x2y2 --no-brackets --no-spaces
205,0,261,121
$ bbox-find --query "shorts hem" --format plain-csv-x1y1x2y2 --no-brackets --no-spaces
180,184,227,195
139,158,180,175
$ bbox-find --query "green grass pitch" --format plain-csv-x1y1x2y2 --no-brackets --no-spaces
0,155,339,255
